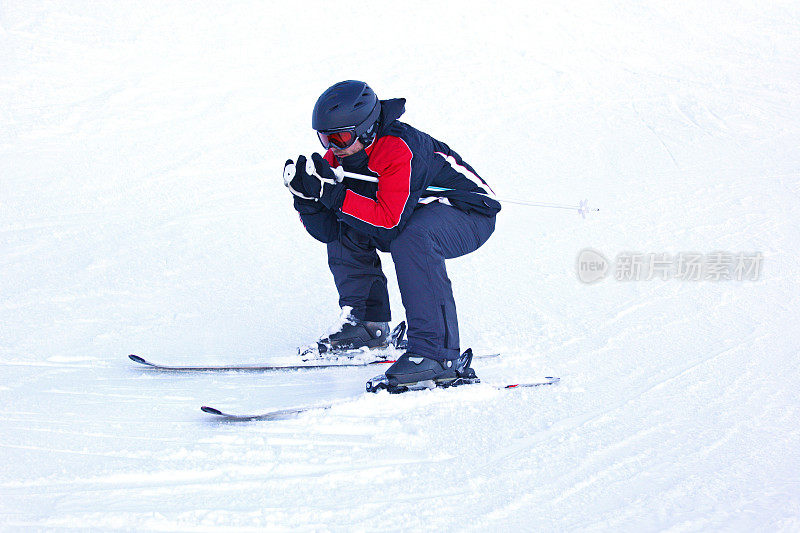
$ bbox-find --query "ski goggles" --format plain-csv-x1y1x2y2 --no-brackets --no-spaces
317,128,358,150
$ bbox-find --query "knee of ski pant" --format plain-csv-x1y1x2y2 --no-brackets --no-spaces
389,222,433,257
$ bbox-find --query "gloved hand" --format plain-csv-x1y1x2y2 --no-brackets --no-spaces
283,155,322,200
284,153,347,207
309,153,347,210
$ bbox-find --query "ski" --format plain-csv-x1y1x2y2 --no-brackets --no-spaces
129,350,500,372
129,321,496,372
200,376,560,421
128,353,398,371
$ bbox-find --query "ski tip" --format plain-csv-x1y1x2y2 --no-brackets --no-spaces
201,406,224,416
128,354,147,364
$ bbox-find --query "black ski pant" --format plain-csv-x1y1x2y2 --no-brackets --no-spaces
327,202,496,361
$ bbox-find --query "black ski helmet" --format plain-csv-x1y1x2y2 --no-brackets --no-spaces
312,80,381,143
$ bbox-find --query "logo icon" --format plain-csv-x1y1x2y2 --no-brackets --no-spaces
576,248,609,284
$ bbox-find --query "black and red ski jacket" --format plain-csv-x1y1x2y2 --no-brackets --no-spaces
294,98,500,246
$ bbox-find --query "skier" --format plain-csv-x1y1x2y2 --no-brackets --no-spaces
284,80,500,389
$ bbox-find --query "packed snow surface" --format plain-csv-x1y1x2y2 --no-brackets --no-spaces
2,1,799,530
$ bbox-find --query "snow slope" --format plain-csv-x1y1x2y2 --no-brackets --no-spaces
2,1,799,530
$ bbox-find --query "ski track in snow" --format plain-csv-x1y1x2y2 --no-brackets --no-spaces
2,1,800,530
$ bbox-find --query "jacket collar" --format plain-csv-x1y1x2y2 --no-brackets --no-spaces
365,98,406,156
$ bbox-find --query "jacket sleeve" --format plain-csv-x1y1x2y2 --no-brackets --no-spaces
330,136,423,242
293,196,338,243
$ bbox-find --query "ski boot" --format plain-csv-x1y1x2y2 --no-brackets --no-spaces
366,348,479,393
300,307,394,359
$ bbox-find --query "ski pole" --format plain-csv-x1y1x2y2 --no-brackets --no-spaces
329,166,598,218
285,159,598,218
